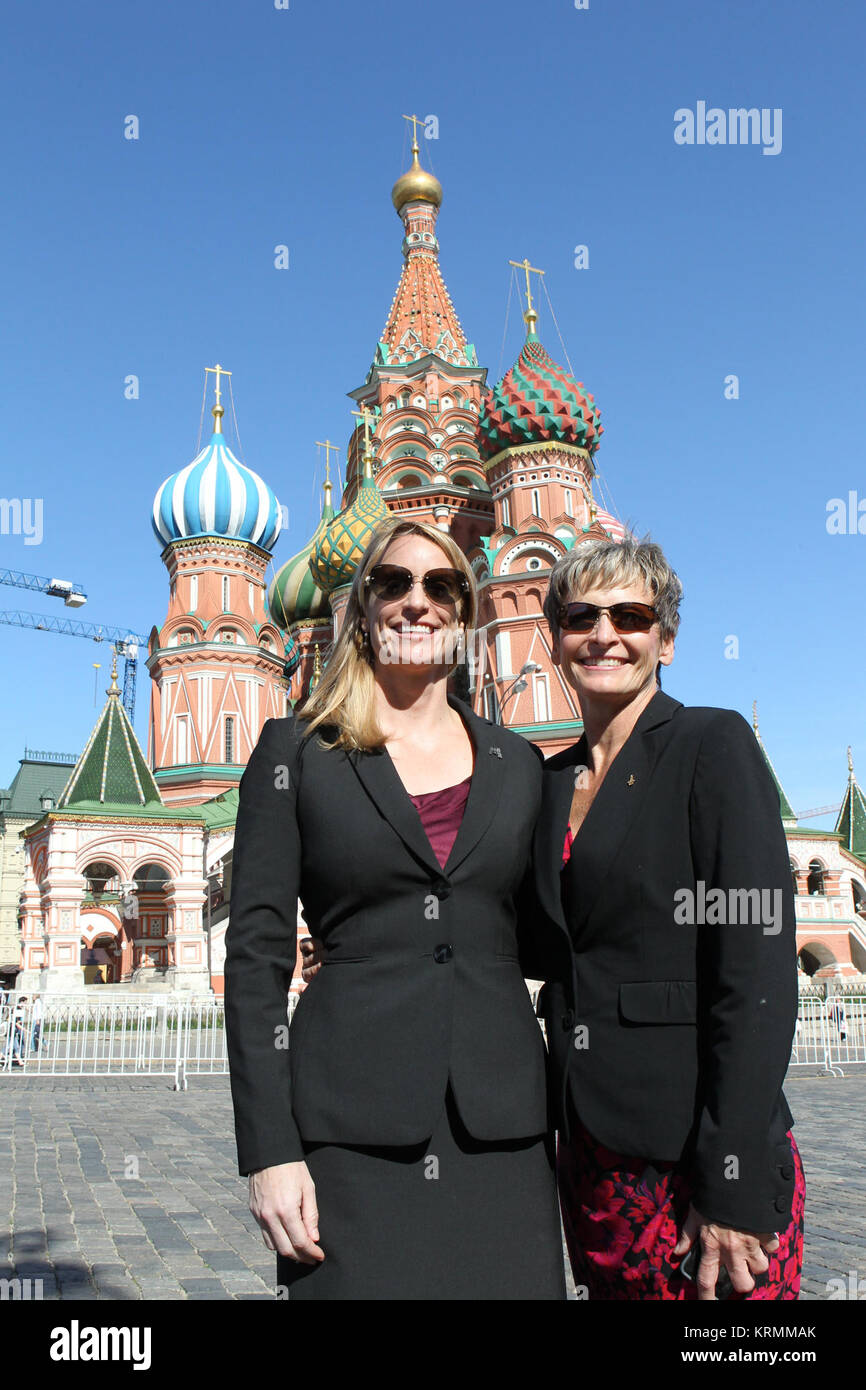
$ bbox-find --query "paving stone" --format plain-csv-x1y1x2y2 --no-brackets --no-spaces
4,1069,864,1301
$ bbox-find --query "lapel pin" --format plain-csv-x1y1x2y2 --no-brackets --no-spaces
489,746,502,758
627,774,636,786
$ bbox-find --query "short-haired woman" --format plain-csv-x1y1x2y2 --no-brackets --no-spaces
225,517,565,1300
529,535,805,1300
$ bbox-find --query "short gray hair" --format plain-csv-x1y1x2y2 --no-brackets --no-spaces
543,534,683,642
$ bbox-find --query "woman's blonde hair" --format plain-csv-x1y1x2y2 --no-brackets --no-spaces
296,516,478,751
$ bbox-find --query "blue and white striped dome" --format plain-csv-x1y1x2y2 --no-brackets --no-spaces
152,427,282,551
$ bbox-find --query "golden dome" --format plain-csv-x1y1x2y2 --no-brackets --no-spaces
391,142,442,212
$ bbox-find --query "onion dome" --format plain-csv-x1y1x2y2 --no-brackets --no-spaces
391,137,442,212
478,333,603,461
309,454,388,594
268,476,336,629
581,505,627,543
152,402,282,551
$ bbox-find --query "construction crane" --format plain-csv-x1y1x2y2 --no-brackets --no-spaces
794,803,842,822
0,571,147,721
0,569,87,606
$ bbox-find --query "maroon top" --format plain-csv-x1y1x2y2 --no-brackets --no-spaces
409,776,472,869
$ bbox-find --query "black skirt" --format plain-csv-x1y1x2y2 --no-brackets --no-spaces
276,1085,566,1300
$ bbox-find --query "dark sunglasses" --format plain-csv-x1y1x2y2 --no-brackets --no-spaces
559,601,658,634
364,563,470,607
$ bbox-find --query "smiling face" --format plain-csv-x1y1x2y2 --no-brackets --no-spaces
362,533,465,672
551,578,675,712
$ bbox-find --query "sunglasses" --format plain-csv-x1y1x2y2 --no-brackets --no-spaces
364,564,470,607
558,601,658,634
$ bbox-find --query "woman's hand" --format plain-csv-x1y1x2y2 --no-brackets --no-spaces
299,936,324,984
674,1202,779,1300
249,1162,324,1264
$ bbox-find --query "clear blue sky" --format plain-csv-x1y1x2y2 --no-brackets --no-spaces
1,0,863,822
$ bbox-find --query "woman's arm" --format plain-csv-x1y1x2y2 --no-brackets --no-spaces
225,715,306,1172
687,709,798,1233
225,717,324,1265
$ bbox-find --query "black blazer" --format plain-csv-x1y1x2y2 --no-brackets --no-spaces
524,690,799,1233
225,694,549,1175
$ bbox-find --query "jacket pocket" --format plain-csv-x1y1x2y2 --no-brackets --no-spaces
618,980,697,1024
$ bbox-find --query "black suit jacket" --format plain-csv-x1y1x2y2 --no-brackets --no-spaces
524,690,799,1233
225,695,549,1175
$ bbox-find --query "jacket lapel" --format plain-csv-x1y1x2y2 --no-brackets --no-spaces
537,690,683,937
347,694,502,880
534,740,584,932
442,696,503,875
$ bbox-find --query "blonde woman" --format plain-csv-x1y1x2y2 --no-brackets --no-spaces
225,517,565,1301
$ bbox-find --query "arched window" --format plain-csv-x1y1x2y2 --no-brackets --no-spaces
83,862,121,896
852,880,866,917
134,863,170,889
225,716,235,764
790,859,799,896
807,859,826,895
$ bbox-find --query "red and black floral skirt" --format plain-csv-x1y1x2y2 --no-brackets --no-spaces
557,1109,805,1300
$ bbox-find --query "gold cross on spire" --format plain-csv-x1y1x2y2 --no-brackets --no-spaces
402,113,424,150
351,406,376,481
205,363,232,434
351,405,376,450
509,258,545,337
315,439,340,482
205,363,232,406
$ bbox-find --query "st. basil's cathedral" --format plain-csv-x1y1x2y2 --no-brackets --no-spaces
4,130,865,994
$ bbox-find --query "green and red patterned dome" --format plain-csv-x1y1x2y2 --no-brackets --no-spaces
478,333,603,461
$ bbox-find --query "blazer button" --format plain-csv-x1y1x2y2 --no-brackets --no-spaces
433,944,453,964
774,1195,788,1214
433,878,451,899
780,1163,794,1181
561,1009,575,1031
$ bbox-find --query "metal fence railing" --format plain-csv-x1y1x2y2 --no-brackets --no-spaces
0,994,229,1089
1,989,863,1085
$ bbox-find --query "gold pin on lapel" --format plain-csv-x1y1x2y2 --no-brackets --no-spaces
627,774,636,786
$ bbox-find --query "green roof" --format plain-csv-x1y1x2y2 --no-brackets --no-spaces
753,719,797,826
58,682,163,810
836,761,866,862
0,755,78,818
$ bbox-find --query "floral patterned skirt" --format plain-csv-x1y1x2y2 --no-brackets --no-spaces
557,1108,805,1301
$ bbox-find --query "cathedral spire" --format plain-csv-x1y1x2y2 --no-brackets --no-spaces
836,746,866,861
379,119,473,368
751,702,797,828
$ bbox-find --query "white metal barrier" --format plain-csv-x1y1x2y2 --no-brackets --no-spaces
1,989,863,1085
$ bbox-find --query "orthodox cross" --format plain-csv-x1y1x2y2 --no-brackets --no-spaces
204,363,231,408
315,439,340,482
509,258,545,323
402,113,424,148
351,406,376,456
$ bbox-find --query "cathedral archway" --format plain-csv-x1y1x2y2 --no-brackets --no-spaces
797,941,836,976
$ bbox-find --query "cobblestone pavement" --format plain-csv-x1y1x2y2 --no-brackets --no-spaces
1,1070,863,1300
